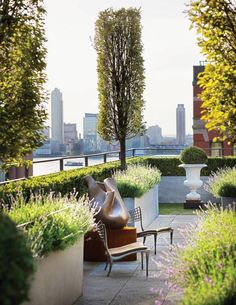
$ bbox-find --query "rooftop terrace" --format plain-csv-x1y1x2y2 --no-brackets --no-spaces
76,214,197,305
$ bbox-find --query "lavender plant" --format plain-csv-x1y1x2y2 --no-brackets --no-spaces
155,204,236,305
205,167,236,198
5,192,95,257
113,164,161,198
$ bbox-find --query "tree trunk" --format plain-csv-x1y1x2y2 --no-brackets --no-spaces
119,138,126,171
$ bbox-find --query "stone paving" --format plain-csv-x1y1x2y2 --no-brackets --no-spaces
75,214,197,305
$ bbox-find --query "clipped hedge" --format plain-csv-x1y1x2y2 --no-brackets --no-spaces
1,156,236,203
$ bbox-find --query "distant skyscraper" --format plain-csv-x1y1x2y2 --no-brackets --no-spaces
83,113,99,152
51,88,64,144
176,104,186,145
146,125,162,145
64,123,78,144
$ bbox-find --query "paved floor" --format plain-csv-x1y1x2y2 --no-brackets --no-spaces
75,214,197,305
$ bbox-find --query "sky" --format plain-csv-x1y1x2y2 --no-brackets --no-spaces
44,0,202,136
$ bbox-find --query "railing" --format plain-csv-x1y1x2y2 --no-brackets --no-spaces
1,147,235,186
0,148,182,185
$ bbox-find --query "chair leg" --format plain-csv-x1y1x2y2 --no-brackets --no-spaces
143,236,146,245
141,252,144,270
170,230,173,245
104,260,108,271
107,259,113,277
146,251,149,277
154,233,157,255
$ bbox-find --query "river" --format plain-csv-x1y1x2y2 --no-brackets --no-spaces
33,156,120,176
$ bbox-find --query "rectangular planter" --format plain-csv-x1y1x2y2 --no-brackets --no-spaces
123,184,159,230
23,237,84,305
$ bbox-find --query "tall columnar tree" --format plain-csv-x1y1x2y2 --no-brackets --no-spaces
95,8,145,170
187,0,236,141
0,0,48,168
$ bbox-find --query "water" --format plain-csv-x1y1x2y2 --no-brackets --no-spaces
33,156,119,176
33,150,180,177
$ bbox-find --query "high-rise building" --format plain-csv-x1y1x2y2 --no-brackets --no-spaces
64,123,78,144
83,113,109,152
193,62,234,156
83,113,99,152
64,123,79,154
176,104,186,145
51,88,64,145
146,125,162,145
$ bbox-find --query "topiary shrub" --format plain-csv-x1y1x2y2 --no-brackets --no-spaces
0,213,35,305
180,146,208,164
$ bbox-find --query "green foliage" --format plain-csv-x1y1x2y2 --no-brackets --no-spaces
187,0,236,141
0,213,35,305
0,0,48,167
180,146,208,164
95,8,145,169
6,193,95,257
1,157,236,204
170,205,236,305
206,167,236,198
159,203,195,215
113,164,161,198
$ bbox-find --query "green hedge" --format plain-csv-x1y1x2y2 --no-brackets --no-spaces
1,156,236,203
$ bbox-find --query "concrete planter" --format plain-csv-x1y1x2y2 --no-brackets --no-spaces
24,237,84,305
123,184,159,229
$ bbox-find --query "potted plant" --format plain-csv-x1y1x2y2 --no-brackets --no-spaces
205,167,236,210
5,193,95,305
113,164,161,228
179,146,207,207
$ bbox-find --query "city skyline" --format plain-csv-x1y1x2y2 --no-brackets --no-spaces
50,87,189,139
44,0,202,136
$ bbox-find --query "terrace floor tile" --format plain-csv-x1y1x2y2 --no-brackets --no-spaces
75,214,196,305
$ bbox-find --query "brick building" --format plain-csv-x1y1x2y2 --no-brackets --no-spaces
193,62,235,156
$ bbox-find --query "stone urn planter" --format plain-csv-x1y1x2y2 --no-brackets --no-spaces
23,237,84,305
179,164,207,201
179,146,208,209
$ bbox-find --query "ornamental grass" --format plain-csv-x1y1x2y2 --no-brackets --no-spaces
5,192,95,257
156,203,236,305
113,164,161,198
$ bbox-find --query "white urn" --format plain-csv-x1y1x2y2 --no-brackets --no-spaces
179,164,207,200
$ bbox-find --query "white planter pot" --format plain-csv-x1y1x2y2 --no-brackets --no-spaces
179,164,207,201
23,237,84,305
123,184,159,230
